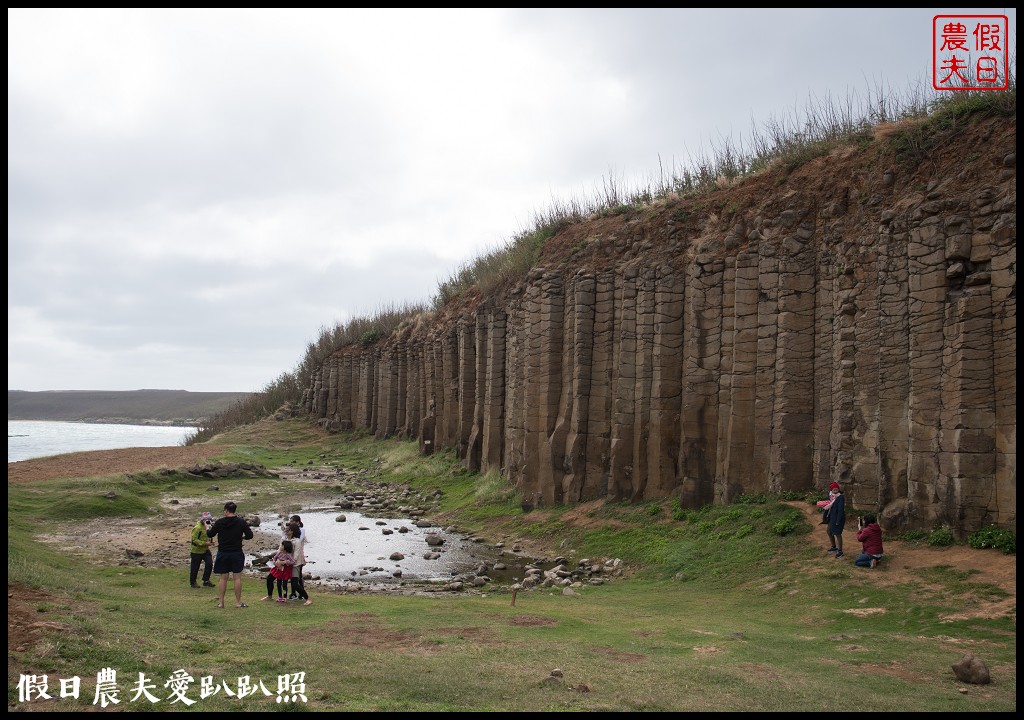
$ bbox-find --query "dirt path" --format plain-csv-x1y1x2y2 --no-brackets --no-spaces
788,501,1016,621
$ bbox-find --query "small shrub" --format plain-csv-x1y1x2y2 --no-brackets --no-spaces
899,529,929,543
359,328,383,348
696,520,715,534
968,525,1016,554
646,503,663,518
735,493,769,504
670,498,689,522
734,524,754,539
772,517,798,536
779,490,811,502
927,527,955,547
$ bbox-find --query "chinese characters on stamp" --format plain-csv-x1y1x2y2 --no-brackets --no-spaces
933,15,1010,90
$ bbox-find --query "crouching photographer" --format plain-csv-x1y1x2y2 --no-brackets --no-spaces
854,514,884,569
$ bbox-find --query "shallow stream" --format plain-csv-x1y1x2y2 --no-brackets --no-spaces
253,508,541,587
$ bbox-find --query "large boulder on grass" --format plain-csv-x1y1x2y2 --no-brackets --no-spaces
952,654,991,684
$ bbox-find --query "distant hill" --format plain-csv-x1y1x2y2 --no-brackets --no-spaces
7,390,250,426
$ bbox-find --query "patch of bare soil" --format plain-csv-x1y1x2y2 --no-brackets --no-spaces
307,613,497,655
788,501,1016,622
508,614,559,627
7,584,84,656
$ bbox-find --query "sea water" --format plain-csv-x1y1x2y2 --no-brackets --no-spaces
8,420,195,463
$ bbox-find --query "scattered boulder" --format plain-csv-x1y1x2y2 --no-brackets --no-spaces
952,654,991,685
389,552,405,561
425,534,445,547
335,515,347,522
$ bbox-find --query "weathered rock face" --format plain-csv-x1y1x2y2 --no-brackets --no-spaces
304,117,1016,535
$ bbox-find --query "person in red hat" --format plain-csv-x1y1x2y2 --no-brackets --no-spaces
822,483,846,557
816,482,841,524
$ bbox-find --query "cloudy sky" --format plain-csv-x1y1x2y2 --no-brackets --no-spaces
8,8,1016,392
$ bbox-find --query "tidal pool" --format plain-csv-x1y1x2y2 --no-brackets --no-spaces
254,508,515,586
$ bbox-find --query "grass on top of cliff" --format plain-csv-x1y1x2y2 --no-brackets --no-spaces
7,419,1016,712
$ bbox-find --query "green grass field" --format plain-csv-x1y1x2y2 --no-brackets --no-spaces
7,420,1016,711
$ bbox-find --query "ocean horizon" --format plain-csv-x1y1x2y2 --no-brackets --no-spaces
8,420,195,463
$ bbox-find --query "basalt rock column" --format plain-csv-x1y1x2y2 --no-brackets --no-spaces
648,266,684,498
679,255,723,507
583,272,616,499
988,203,1016,529
522,271,565,507
722,249,760,499
907,210,946,527
770,225,817,492
609,268,637,501
459,316,481,468
560,272,594,502
480,307,507,472
875,220,911,511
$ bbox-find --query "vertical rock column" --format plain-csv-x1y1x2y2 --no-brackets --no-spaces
849,235,882,506
561,272,595,502
722,250,759,499
714,256,735,503
360,354,375,430
988,205,1015,528
631,267,656,499
403,342,421,438
316,365,329,419
752,246,777,491
770,228,817,491
906,211,946,526
395,343,407,437
326,357,339,427
481,307,506,472
457,318,477,463
831,240,859,489
876,221,911,510
338,354,353,430
609,268,637,500
648,265,684,497
504,295,527,495
464,310,487,470
940,212,995,531
811,247,835,491
679,255,723,506
523,271,565,507
584,272,615,499
381,347,400,438
430,337,445,445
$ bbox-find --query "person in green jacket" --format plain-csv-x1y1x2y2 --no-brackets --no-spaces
189,511,216,588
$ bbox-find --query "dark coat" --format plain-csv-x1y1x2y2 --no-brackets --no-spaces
827,493,846,534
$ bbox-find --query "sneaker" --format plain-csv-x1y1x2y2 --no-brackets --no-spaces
869,558,877,569
827,547,837,553
835,551,844,559
191,584,200,588
275,597,288,603
202,581,216,587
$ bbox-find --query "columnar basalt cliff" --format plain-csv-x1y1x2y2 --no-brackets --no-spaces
303,116,1016,534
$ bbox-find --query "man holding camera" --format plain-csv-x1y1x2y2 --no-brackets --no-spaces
189,511,216,588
